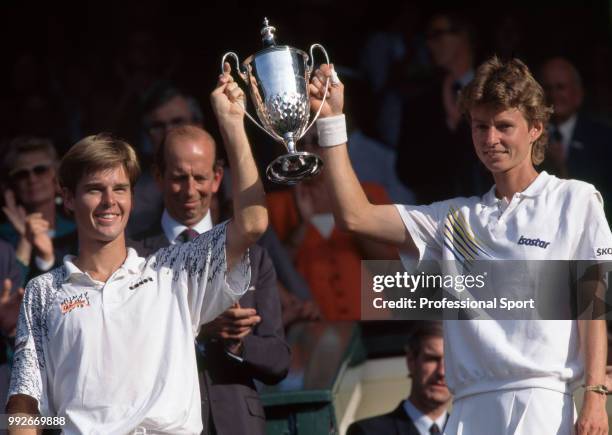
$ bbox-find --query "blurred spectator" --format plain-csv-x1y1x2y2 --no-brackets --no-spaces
539,57,612,210
127,82,205,236
395,10,487,203
347,321,450,435
141,82,205,154
0,137,76,281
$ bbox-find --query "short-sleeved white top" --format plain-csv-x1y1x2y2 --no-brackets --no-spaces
395,171,612,399
8,222,250,435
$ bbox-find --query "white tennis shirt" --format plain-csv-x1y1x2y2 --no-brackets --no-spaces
396,171,612,399
8,222,250,434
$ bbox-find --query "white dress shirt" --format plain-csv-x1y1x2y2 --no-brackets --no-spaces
161,209,212,244
403,399,448,435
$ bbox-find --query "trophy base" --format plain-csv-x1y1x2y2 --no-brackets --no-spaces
266,152,323,185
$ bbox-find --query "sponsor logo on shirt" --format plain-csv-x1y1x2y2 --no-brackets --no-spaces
60,292,90,314
596,247,612,256
518,235,550,249
129,277,154,290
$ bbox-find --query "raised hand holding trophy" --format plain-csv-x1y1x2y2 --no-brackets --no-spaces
221,18,330,184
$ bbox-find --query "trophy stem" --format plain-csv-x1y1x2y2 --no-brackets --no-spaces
283,132,297,154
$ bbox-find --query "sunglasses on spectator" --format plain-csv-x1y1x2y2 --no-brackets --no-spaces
9,164,53,182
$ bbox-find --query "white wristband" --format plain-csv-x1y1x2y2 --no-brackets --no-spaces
316,114,348,147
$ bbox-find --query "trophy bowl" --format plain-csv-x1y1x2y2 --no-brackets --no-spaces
221,18,330,185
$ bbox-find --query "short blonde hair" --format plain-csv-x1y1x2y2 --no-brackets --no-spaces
459,56,553,165
58,133,141,193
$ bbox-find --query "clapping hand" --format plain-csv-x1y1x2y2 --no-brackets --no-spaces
2,190,27,237
25,213,54,263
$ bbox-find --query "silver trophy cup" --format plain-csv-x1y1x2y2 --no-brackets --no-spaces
221,18,330,184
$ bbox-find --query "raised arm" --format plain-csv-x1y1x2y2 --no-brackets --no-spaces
210,64,268,270
199,246,290,384
309,65,416,254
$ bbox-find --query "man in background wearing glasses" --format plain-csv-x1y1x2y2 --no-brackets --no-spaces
127,82,205,236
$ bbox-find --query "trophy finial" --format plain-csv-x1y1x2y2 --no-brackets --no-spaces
261,17,277,48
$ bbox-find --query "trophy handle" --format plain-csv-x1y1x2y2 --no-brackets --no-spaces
220,52,277,139
302,43,330,138
220,51,248,83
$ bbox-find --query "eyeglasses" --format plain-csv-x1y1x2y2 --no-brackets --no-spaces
9,164,53,182
147,117,192,135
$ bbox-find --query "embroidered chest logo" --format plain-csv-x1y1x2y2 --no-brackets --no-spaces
60,292,91,314
129,277,153,290
518,235,550,249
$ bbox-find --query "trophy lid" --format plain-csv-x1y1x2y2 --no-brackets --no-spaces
260,17,277,47
243,17,308,67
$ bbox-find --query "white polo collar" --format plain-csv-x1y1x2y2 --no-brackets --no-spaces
483,171,551,207
63,247,143,283
161,209,212,244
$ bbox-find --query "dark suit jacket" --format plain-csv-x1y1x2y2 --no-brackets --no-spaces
542,114,612,220
567,115,612,200
129,225,290,435
347,404,420,435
